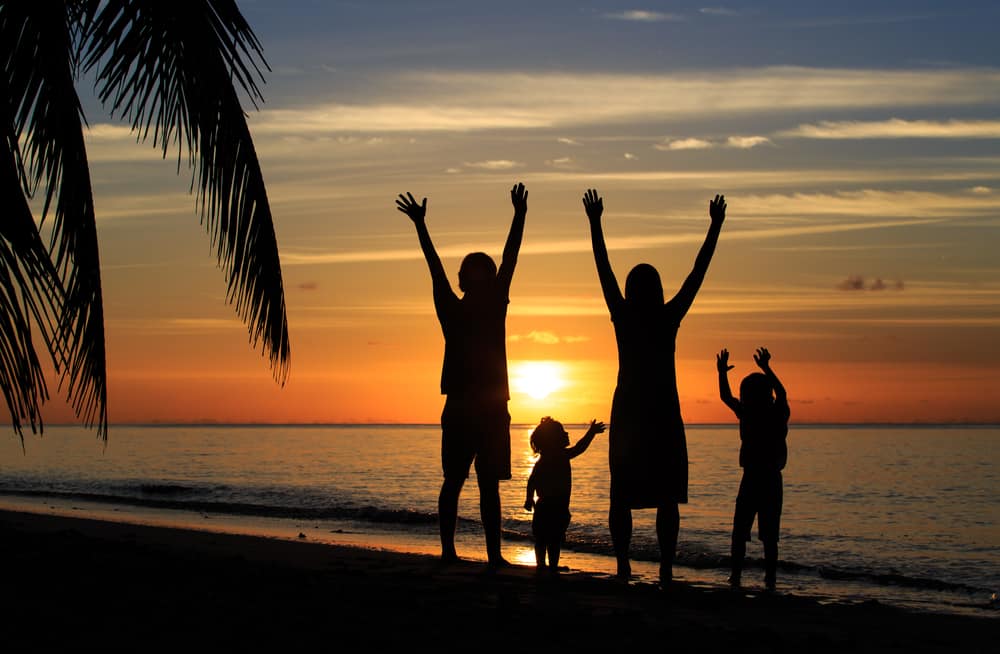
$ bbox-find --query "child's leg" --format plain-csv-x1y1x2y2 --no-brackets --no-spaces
763,540,778,590
534,541,547,569
547,543,561,573
730,473,756,586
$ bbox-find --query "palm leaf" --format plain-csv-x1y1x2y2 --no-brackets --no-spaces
2,0,108,438
85,0,289,381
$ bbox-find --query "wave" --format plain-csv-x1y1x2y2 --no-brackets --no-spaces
1,485,992,599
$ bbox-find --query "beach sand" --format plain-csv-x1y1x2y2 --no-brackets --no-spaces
0,509,994,652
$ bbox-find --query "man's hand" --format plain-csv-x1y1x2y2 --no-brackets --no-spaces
753,347,771,371
396,192,427,224
717,349,734,374
583,188,603,222
709,194,726,226
511,182,528,216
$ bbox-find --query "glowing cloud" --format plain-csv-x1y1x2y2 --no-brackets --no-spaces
781,118,1000,139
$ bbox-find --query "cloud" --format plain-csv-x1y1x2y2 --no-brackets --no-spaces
245,68,1000,134
970,186,992,194
508,331,591,345
544,157,574,168
700,7,740,16
623,152,638,160
604,10,681,22
557,137,582,146
837,275,905,291
780,118,1000,139
296,281,319,291
656,137,714,151
726,135,773,148
463,159,521,170
445,167,462,174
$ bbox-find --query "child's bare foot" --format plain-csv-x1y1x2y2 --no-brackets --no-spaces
440,549,459,564
727,573,742,588
659,563,672,587
615,559,632,582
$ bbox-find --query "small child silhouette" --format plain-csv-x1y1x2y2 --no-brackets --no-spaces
717,347,790,590
524,418,605,576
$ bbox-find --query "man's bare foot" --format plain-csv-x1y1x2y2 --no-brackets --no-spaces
487,556,511,570
440,549,460,564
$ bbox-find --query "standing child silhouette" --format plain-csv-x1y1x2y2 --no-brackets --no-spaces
717,347,790,590
524,418,605,576
584,188,726,585
397,183,527,567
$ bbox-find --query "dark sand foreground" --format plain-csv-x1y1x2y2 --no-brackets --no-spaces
1,509,994,652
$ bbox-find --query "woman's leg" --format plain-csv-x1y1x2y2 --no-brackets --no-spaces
656,501,680,584
609,499,633,579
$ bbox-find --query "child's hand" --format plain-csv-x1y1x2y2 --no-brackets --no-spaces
524,498,534,512
717,349,734,373
511,182,528,216
587,419,606,436
709,194,726,226
753,347,771,370
583,188,603,222
395,192,427,224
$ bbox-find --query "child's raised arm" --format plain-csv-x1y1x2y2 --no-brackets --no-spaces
668,194,726,318
497,182,528,296
396,192,456,305
567,419,606,459
717,349,741,416
754,347,788,411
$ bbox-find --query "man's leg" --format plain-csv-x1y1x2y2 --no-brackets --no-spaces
438,476,464,562
478,475,506,566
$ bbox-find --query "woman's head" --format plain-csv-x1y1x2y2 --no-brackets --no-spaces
458,252,497,294
529,416,569,455
625,263,664,307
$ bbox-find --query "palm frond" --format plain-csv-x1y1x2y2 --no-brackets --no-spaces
2,0,108,438
85,0,289,381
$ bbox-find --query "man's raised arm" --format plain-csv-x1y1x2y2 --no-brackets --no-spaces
396,192,453,301
497,182,528,295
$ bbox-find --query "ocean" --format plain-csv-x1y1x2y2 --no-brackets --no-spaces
1,424,996,617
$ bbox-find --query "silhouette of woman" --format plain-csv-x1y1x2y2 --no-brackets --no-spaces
583,189,726,584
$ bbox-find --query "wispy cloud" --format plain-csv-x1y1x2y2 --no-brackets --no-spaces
604,10,681,22
544,157,574,168
700,7,740,16
624,152,638,160
557,137,582,146
836,275,905,291
246,68,1000,134
726,135,773,148
656,137,714,151
970,186,992,194
463,160,521,170
781,118,1000,139
508,330,590,345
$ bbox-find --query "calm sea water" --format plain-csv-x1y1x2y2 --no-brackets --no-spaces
1,424,997,616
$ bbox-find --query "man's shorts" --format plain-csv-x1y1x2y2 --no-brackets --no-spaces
732,469,783,544
441,395,511,481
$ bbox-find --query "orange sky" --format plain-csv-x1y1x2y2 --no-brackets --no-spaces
25,3,1000,427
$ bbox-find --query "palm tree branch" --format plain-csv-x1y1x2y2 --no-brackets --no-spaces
2,0,109,438
85,0,288,381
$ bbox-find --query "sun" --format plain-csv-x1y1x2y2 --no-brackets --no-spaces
512,361,565,400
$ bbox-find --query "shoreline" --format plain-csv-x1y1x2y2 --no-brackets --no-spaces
1,508,995,651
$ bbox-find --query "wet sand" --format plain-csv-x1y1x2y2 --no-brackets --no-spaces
0,508,994,651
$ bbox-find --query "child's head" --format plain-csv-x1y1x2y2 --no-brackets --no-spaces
458,252,497,294
529,416,569,455
625,263,664,308
739,372,774,409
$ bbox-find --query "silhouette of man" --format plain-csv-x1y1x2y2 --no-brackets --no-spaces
397,183,527,566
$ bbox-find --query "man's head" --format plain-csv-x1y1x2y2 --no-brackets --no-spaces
458,252,497,294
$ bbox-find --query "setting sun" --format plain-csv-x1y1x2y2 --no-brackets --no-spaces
511,361,565,400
